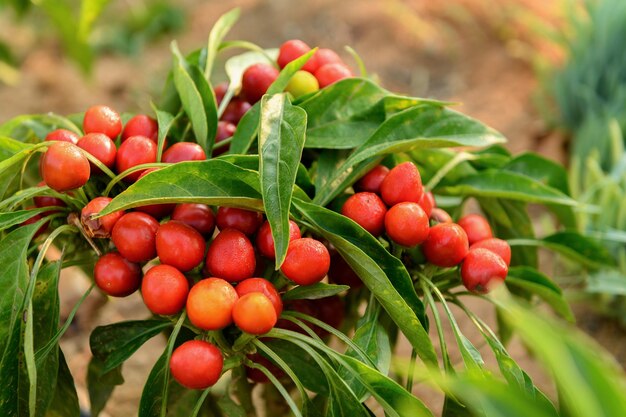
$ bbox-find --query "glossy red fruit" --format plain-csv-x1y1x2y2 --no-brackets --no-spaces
278,40,311,69
313,48,343,69
422,223,469,267
41,142,90,192
255,220,301,259
162,142,206,163
186,278,238,330
34,181,65,212
233,293,278,335
328,253,362,288
354,165,389,193
341,192,387,236
111,212,159,262
461,248,508,293
213,121,236,156
470,238,511,266
121,114,158,142
134,169,176,218
281,238,330,285
94,252,141,297
77,133,117,171
156,221,206,272
380,161,423,207
430,208,453,224
81,197,124,238
418,191,435,217
315,63,352,88
385,202,429,247
115,135,157,182
142,264,189,315
170,340,223,390
457,214,493,245
205,229,256,282
214,82,228,104
216,207,264,235
83,105,122,139
45,129,79,145
235,278,282,316
241,63,279,104
171,204,215,237
221,98,251,125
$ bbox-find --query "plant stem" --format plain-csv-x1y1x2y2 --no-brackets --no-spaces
406,349,417,392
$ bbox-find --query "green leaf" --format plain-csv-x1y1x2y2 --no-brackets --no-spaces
259,94,306,266
503,153,571,195
229,101,260,155
87,357,124,417
282,283,349,301
45,350,80,417
224,48,278,97
292,198,437,366
506,266,574,321
262,340,328,394
78,0,111,41
267,49,317,96
90,320,172,374
204,8,241,77
217,394,247,417
587,269,626,295
151,106,177,162
99,159,262,215
0,114,80,140
0,208,55,232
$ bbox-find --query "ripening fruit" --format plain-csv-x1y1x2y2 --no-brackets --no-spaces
141,264,189,315
313,48,343,69
171,203,216,237
83,105,122,139
380,161,423,207
285,70,319,98
418,191,435,217
341,192,387,236
41,142,90,192
430,208,453,224
186,278,238,330
162,142,206,163
94,252,141,297
355,165,389,193
233,293,278,335
170,340,223,389
384,202,429,247
156,221,206,272
277,39,317,72
422,223,469,267
216,207,264,235
134,169,176,219
281,238,330,285
205,229,256,282
122,114,158,142
45,129,79,145
255,220,301,259
115,135,157,182
221,99,251,125
241,63,279,104
111,212,159,263
315,63,352,88
77,133,117,171
235,278,282,316
214,121,236,156
457,214,493,245
34,181,65,212
81,197,124,238
470,238,511,266
461,248,508,293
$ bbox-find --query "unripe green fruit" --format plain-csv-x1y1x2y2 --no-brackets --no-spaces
286,70,319,98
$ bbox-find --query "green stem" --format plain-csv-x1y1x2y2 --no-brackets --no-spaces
406,349,417,392
160,311,187,417
103,162,170,196
424,152,476,192
245,362,302,417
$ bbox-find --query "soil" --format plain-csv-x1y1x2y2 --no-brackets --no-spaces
2,0,621,415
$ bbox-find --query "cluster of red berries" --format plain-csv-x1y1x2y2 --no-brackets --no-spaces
342,161,511,294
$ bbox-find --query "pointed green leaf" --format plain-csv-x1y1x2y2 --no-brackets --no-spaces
204,8,241,77
45,350,80,417
282,283,349,301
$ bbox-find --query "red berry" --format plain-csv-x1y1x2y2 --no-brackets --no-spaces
115,136,157,182
313,48,343,69
83,105,122,139
205,229,256,282
422,223,469,267
235,278,282,316
214,82,228,105
281,238,330,285
241,63,279,104
315,63,352,88
94,252,141,297
170,340,223,390
45,129,79,145
418,191,435,217
41,142,90,192
430,208,453,224
221,98,252,125
355,165,389,193
277,39,317,72
457,214,493,245
187,278,238,330
216,207,264,235
156,221,206,272
384,202,429,247
213,121,236,156
34,181,65,212
77,133,117,171
162,142,206,163
341,192,387,236
470,238,511,266
122,114,158,142
142,264,189,315
380,162,423,207
461,248,508,293
233,293,278,335
255,220,301,259
111,212,159,263
81,197,124,238
171,203,216,237
328,253,362,288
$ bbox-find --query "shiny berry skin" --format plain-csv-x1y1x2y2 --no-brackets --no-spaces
461,248,508,294
205,229,256,282
77,133,117,170
277,40,317,72
134,169,176,219
328,253,362,288
430,208,453,224
422,223,469,267
355,165,389,193
255,220,301,259
384,202,429,247
170,340,223,390
418,191,435,217
341,192,387,236
214,82,228,104
45,129,79,145
457,214,493,245
315,63,352,88
121,114,158,142
281,238,330,285
235,278,282,316
34,181,65,212
233,293,277,335
141,264,189,315
94,252,141,297
83,105,122,139
115,135,157,182
111,212,159,262
380,162,423,207
241,63,279,104
313,48,343,69
470,238,511,266
285,70,319,98
156,221,206,272
216,207,264,235
221,99,252,125
41,142,90,192
171,203,215,237
162,142,206,163
81,197,124,238
214,121,237,156
186,278,238,330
